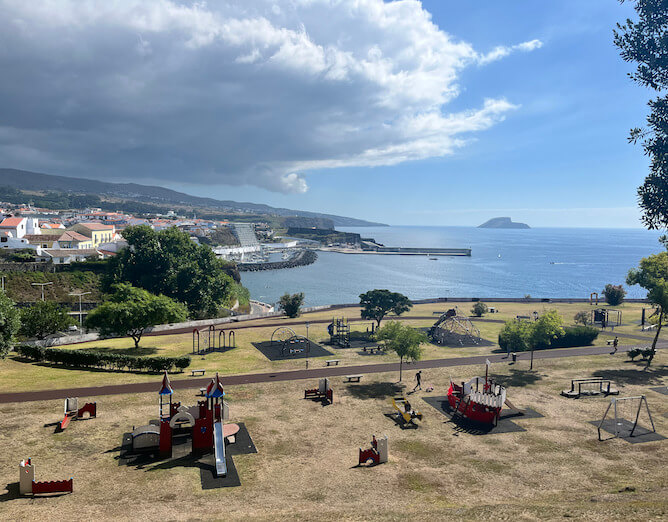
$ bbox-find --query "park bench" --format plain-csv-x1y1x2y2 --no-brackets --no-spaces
362,346,383,354
190,369,206,376
345,374,363,383
606,339,615,345
199,387,207,396
325,359,340,366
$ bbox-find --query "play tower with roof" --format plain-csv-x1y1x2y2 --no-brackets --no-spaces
130,372,234,478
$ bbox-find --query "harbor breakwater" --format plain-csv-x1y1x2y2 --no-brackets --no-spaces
238,249,317,272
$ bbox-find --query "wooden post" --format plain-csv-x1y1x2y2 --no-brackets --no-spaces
530,349,534,370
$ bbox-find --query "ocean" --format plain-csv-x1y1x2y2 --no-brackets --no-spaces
240,226,665,307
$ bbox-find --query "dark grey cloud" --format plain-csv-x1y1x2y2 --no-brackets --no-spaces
0,0,540,193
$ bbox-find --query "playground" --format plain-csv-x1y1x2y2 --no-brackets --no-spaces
0,300,659,395
0,348,665,520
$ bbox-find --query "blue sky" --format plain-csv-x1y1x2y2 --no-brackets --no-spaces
173,1,649,227
0,1,649,227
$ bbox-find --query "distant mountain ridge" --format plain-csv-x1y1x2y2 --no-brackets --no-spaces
478,217,530,229
0,168,386,227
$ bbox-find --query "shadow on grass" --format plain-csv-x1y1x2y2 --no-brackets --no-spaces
0,483,19,502
592,365,668,386
489,369,543,388
347,382,405,400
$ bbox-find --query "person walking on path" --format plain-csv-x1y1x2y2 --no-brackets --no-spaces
413,371,422,391
611,336,619,354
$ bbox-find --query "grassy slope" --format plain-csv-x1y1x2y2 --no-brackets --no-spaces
0,351,665,520
0,271,103,302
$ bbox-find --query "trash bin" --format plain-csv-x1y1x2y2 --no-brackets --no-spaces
511,352,517,363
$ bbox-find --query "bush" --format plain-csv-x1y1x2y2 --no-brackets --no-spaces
603,284,626,306
641,347,656,360
573,311,591,326
279,292,305,318
14,345,190,373
627,348,642,361
471,302,488,317
550,326,599,348
499,323,599,352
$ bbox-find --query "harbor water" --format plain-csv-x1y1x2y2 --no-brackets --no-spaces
241,226,665,307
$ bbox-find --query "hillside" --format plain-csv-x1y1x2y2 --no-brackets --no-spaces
478,217,530,229
0,168,386,227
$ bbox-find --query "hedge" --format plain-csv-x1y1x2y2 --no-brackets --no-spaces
15,345,190,373
499,325,599,352
549,326,599,348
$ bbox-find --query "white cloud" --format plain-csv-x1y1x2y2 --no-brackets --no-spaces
478,39,544,65
0,0,542,193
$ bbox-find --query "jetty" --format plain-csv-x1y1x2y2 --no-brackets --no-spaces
320,245,471,256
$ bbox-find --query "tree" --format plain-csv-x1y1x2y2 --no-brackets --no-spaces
627,252,668,367
102,225,234,318
278,292,304,318
86,283,188,348
19,301,75,340
530,310,565,349
498,320,532,354
603,284,627,306
574,310,589,327
359,289,412,328
471,302,488,317
614,1,668,232
0,291,20,358
375,321,427,381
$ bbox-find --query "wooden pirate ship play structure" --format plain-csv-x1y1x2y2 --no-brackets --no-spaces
447,361,508,426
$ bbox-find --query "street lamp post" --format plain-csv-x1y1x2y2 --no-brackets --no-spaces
31,282,53,301
69,291,92,326
305,322,310,370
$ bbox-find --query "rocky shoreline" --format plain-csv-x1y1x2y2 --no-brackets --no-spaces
238,249,317,272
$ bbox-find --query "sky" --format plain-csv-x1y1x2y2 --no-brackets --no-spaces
0,0,651,227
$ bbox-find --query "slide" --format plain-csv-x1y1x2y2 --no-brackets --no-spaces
213,421,227,478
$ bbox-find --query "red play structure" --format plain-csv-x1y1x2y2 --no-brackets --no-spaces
57,397,97,432
448,361,507,426
358,435,388,466
131,372,237,478
304,378,333,404
19,458,73,496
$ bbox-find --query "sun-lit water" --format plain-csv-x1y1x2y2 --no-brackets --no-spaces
241,226,665,307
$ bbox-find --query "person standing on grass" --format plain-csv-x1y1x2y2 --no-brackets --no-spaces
413,370,422,391
611,336,619,354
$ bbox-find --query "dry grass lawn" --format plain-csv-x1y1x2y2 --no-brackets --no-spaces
0,349,665,521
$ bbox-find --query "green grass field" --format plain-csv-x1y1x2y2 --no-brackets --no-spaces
0,302,658,394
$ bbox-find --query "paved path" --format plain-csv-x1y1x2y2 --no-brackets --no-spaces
2,343,660,405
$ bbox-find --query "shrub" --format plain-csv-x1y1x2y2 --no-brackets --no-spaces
498,320,532,352
573,311,591,326
14,345,190,373
627,348,642,361
603,284,626,306
471,302,488,317
278,292,305,318
641,347,656,360
550,326,599,348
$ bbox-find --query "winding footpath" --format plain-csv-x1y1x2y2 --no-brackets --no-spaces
1,343,662,404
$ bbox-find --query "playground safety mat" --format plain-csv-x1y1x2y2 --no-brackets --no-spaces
422,396,543,434
587,419,666,444
252,341,333,361
117,423,257,489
